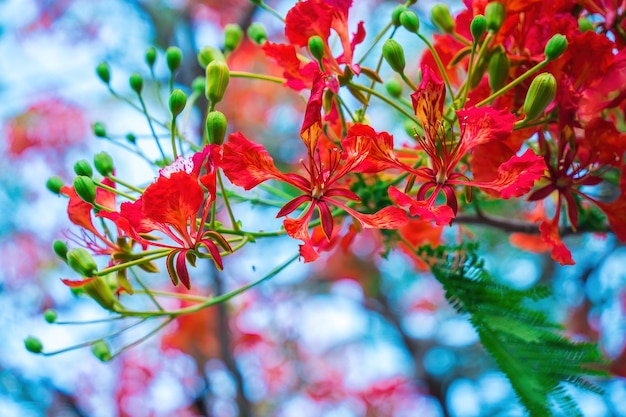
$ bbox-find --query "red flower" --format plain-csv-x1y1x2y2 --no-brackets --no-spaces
221,123,407,262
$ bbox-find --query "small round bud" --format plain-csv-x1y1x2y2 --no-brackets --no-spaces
431,3,455,33
94,151,114,177
485,2,505,33
166,46,183,72
93,122,107,138
385,78,403,98
578,17,594,33
205,60,230,105
24,336,43,354
73,176,97,204
169,89,187,118
247,22,267,45
53,240,68,260
91,340,112,362
391,5,407,27
73,159,93,177
192,76,206,93
382,39,406,74
126,133,136,144
129,73,143,94
522,72,557,121
470,15,487,41
96,62,111,84
308,35,325,62
66,247,98,277
488,48,510,92
206,111,228,145
197,46,225,69
145,46,157,68
400,10,420,33
46,176,64,194
544,34,568,61
224,23,244,53
44,309,57,323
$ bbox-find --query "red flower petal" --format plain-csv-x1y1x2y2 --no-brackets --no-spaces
61,185,97,235
539,220,575,266
411,65,446,140
61,276,97,288
389,186,454,226
285,0,334,47
262,42,314,91
456,106,516,152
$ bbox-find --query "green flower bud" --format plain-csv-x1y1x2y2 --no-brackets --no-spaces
391,5,407,27
96,62,111,84
404,119,419,138
126,133,136,144
73,176,97,205
145,46,157,69
400,10,420,33
91,340,112,362
224,23,244,53
24,336,43,354
488,47,510,92
485,2,505,33
544,34,568,61
522,72,557,121
44,309,57,323
52,240,68,261
247,22,267,45
169,89,187,118
166,46,183,72
206,111,228,145
192,76,205,93
205,60,230,104
385,78,403,98
73,159,93,177
46,176,64,194
382,39,406,74
129,73,143,94
431,3,455,33
470,15,487,41
66,247,98,277
94,151,114,177
197,46,225,69
308,35,325,62
578,17,594,33
93,122,107,138
84,276,118,311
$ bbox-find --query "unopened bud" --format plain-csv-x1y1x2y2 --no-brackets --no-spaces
169,89,187,118
145,46,157,68
166,46,183,72
578,17,594,32
431,3,455,33
224,24,244,53
470,15,487,41
192,76,206,93
382,39,406,74
206,111,228,145
94,151,114,177
197,46,225,69
400,10,420,33
93,122,107,138
126,133,136,144
523,72,557,121
308,35,325,62
84,276,119,311
247,22,267,45
73,160,93,177
66,248,98,277
488,47,509,92
129,73,143,94
391,5,407,27
485,2,505,33
544,34,568,61
44,309,57,323
24,336,43,354
385,78,403,98
96,62,111,84
91,340,112,362
53,240,68,261
73,176,97,204
46,176,64,194
205,60,230,104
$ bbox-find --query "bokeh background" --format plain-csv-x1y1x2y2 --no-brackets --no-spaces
1,0,626,416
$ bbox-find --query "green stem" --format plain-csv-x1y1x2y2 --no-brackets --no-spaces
357,22,394,65
108,175,145,194
230,71,286,84
218,170,240,231
258,1,285,22
417,33,455,107
130,268,164,311
94,180,137,201
348,82,420,124
134,290,210,302
95,251,170,276
54,316,127,325
401,72,417,91
475,59,548,107
170,118,179,159
136,93,166,160
110,317,175,360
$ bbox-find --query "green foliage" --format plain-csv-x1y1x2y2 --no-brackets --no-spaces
417,243,607,417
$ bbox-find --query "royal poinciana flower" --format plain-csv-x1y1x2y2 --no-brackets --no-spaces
102,145,230,289
365,65,546,225
221,123,407,262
